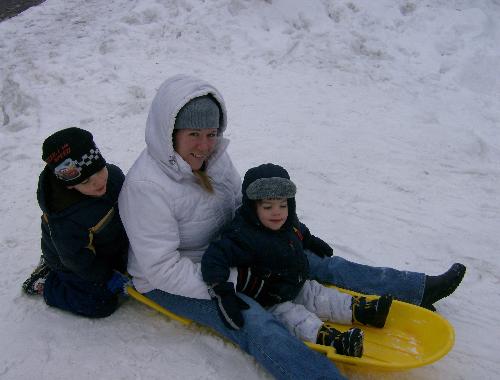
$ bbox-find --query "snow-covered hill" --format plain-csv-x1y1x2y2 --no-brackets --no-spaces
1,1,499,379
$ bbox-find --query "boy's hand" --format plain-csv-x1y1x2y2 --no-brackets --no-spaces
209,282,249,330
308,236,334,257
106,271,131,295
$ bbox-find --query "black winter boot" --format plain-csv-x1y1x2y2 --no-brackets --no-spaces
316,324,364,357
22,257,50,296
352,294,393,328
421,263,466,310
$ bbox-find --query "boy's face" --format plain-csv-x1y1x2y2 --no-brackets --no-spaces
256,198,288,231
67,167,108,197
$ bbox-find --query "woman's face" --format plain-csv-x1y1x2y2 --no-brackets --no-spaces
68,166,108,197
174,128,218,170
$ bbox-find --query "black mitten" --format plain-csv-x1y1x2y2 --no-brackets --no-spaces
209,282,250,330
307,235,334,257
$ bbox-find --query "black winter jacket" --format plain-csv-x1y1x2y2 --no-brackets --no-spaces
202,164,331,307
203,211,327,306
38,164,128,283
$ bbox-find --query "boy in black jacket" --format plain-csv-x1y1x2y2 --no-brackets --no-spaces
202,163,393,357
22,127,129,318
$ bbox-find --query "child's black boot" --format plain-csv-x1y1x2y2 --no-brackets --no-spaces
421,263,466,310
352,294,393,328
316,324,364,358
22,257,50,295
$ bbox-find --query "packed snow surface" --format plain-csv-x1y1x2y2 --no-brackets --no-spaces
1,0,499,379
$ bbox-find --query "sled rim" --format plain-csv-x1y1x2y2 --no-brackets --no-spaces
306,299,455,370
127,286,192,326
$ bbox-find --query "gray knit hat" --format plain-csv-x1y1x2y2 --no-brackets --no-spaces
174,95,220,130
246,177,297,200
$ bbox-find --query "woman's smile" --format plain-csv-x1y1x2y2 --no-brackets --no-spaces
174,128,218,170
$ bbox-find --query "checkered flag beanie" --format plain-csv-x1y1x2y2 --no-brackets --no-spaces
42,127,106,186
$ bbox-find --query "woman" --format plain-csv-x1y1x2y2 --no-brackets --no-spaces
118,75,347,379
118,74,464,379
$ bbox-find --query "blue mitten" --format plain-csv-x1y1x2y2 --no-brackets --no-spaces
106,271,131,295
209,282,250,330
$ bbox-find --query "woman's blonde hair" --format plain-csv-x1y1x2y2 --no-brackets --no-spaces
172,129,215,193
193,170,214,193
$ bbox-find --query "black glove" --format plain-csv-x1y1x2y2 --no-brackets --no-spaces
307,235,334,257
209,282,250,330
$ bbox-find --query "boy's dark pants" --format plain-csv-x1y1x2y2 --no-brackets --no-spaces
43,271,118,318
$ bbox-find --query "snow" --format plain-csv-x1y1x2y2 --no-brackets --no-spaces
1,0,499,379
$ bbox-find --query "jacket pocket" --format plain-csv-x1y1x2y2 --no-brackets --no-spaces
86,207,116,254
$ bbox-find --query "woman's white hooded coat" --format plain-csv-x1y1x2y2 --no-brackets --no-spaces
118,75,241,299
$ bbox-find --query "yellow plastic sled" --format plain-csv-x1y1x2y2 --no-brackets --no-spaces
126,286,454,371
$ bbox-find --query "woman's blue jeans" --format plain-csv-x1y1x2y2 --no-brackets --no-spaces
305,251,426,305
146,290,346,380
